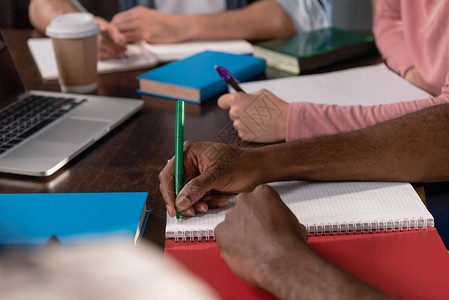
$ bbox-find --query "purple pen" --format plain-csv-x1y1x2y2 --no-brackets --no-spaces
214,65,246,93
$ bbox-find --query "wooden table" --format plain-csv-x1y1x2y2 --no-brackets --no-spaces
0,29,382,248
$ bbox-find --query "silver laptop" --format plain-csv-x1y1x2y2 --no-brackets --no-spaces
0,34,143,177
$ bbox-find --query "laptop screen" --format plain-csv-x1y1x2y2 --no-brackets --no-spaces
0,32,26,108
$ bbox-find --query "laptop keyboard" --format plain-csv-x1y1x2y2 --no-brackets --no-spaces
0,95,86,155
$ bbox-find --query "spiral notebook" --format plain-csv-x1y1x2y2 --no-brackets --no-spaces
165,181,449,300
166,181,434,241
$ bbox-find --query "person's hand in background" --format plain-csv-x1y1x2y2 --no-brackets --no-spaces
218,89,289,143
94,17,127,60
111,6,186,44
404,66,436,96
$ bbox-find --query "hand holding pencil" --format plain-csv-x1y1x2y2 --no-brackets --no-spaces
67,0,127,60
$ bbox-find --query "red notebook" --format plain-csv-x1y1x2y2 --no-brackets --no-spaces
166,229,449,300
165,182,449,299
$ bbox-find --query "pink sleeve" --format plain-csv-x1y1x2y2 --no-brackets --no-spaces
286,95,449,141
373,0,414,76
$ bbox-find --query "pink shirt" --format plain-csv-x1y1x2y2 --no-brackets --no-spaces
286,0,449,141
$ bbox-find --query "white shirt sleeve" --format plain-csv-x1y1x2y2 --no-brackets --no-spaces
153,0,226,15
277,0,333,33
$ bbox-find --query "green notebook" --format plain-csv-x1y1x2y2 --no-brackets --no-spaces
253,27,376,75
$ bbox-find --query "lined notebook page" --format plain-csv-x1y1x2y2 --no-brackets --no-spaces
166,181,434,238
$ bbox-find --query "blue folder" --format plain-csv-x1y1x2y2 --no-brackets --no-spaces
0,193,149,249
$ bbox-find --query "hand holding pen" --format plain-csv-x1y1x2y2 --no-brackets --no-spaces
68,0,127,60
215,65,290,143
215,65,246,93
94,17,128,60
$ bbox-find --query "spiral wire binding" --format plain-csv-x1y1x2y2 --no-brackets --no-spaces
172,228,215,242
305,217,431,237
169,217,432,241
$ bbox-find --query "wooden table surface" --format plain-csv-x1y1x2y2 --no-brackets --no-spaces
0,29,381,248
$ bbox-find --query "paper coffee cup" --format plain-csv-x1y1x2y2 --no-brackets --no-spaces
46,13,100,93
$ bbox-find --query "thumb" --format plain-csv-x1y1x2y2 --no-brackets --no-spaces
217,94,233,110
175,173,216,211
106,25,127,46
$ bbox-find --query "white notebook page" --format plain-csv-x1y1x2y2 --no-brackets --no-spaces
27,38,253,80
166,181,434,238
239,64,430,105
27,38,158,80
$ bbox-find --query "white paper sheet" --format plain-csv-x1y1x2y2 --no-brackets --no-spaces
240,64,431,105
27,38,253,80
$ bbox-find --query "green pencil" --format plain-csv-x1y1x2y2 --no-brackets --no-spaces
175,100,185,220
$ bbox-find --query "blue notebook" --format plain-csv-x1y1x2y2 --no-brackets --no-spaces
0,193,149,249
137,50,266,103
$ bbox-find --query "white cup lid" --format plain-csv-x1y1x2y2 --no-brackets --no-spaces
46,13,100,39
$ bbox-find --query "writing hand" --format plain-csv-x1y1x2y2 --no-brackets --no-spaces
94,17,127,60
218,89,289,143
111,6,186,44
159,141,263,217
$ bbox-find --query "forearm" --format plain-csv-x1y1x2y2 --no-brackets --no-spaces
29,0,77,33
373,0,413,76
258,103,449,183
263,244,388,300
286,96,447,141
181,0,295,41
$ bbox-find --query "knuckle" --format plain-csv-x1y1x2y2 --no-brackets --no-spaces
215,222,223,234
187,140,207,154
237,130,246,140
229,93,237,101
182,194,195,207
235,193,246,203
218,94,229,104
184,140,193,148
225,206,236,218
255,184,271,194
229,106,240,116
143,32,152,41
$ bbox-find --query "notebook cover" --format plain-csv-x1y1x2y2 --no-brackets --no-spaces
137,50,266,102
165,228,449,300
0,193,148,247
253,27,375,74
165,238,275,300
